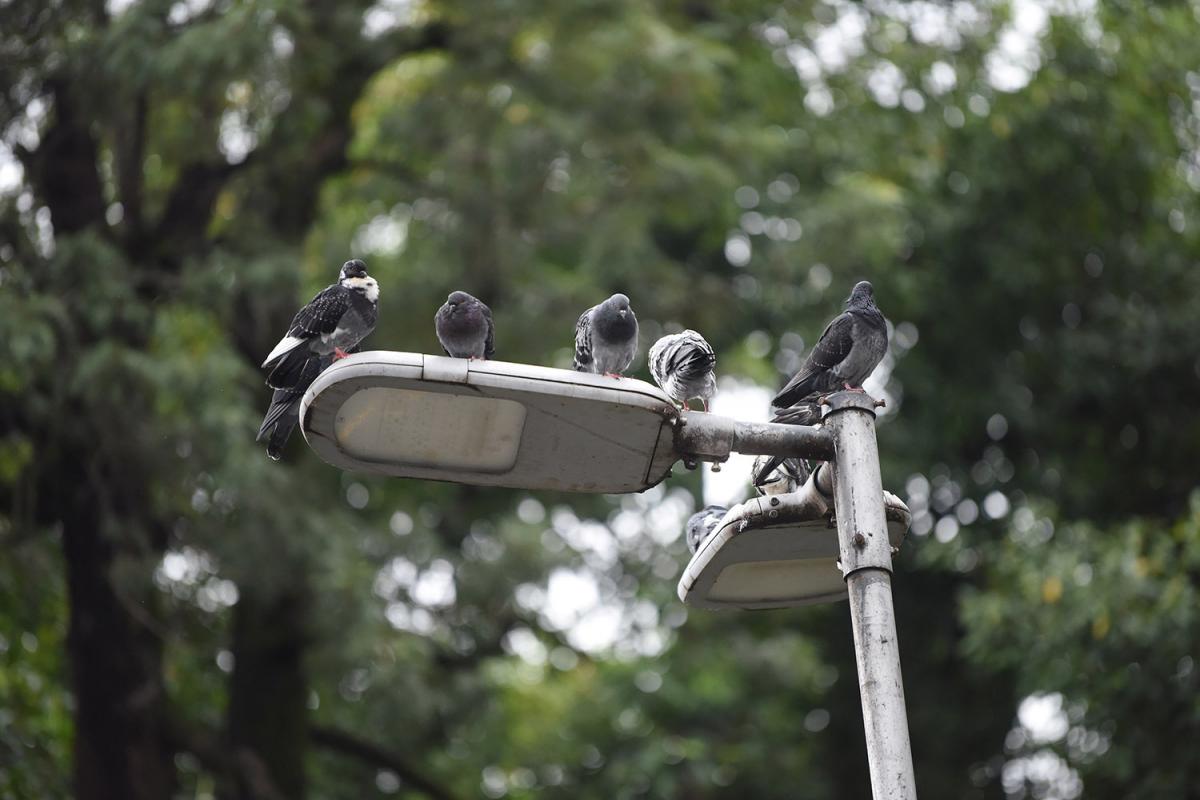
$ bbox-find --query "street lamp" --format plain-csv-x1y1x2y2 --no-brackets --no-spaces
301,351,917,800
678,468,911,610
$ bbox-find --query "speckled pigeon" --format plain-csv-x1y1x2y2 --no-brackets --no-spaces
573,293,638,377
257,259,379,460
752,397,821,493
685,505,728,555
435,291,495,359
649,329,717,410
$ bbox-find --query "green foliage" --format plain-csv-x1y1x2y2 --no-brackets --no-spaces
961,496,1200,799
1,0,1199,799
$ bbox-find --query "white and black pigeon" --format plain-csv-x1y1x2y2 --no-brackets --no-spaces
256,259,380,460
435,291,494,359
752,398,821,493
685,505,728,554
573,293,638,377
772,280,887,409
649,329,717,410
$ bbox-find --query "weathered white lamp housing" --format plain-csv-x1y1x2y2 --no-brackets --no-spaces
300,352,681,493
678,474,911,610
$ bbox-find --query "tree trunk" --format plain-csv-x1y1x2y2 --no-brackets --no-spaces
227,586,310,799
61,490,174,800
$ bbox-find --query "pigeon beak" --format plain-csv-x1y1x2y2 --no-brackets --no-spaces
618,309,627,318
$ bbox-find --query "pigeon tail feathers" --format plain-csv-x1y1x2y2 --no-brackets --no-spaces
256,390,302,460
265,349,329,391
772,374,822,409
753,398,822,490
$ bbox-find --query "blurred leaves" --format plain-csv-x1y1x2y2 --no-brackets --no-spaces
1,0,1199,799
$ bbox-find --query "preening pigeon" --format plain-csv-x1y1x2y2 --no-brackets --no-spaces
772,280,887,409
435,291,494,359
256,259,380,460
573,293,638,377
685,505,728,555
751,398,821,493
649,329,717,410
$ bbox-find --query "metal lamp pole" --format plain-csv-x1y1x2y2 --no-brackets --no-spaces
677,390,917,800
823,392,917,800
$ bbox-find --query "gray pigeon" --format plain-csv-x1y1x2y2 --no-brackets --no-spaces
573,293,638,376
685,505,728,554
649,329,717,410
435,291,495,359
752,455,811,496
752,397,821,492
257,259,379,460
753,400,820,494
772,280,887,409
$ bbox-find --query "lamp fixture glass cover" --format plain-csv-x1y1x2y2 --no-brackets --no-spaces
334,387,527,472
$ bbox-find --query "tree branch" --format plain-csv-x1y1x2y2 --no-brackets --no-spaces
259,20,451,239
309,725,462,800
33,80,107,234
167,720,290,800
148,157,250,261
118,91,147,240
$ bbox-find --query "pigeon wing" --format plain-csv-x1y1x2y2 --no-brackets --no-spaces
572,308,593,371
287,284,353,339
482,301,496,359
772,312,855,407
648,336,669,387
262,284,353,368
671,330,716,379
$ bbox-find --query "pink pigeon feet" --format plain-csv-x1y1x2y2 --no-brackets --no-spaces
603,372,623,379
334,347,350,360
843,383,866,392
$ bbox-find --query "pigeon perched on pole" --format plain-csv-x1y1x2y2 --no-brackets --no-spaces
772,280,887,409
435,291,495,359
573,293,638,377
649,330,717,410
256,259,380,460
685,505,728,554
752,397,821,492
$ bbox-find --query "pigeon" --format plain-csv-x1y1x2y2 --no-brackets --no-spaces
752,455,811,496
772,280,887,409
752,397,821,493
435,291,495,359
256,259,380,460
685,505,728,554
573,293,638,377
649,329,717,410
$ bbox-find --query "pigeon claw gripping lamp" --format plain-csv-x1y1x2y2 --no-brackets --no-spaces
300,352,682,493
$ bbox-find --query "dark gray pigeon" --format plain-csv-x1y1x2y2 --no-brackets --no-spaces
649,329,717,410
752,397,821,493
435,291,495,359
573,293,638,376
685,505,728,554
772,280,887,409
257,259,379,460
